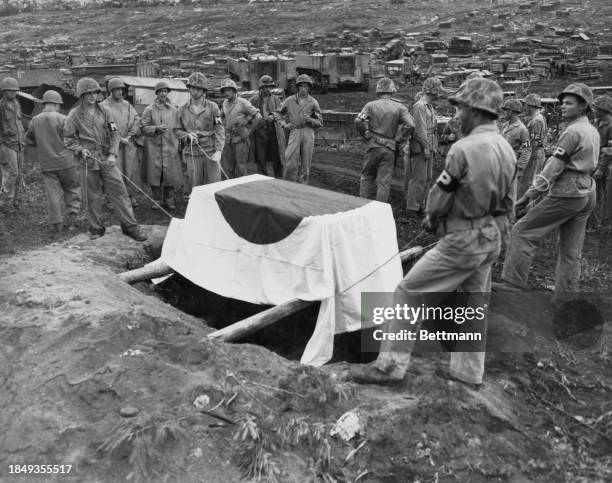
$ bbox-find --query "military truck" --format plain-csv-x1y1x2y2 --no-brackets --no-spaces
294,52,370,93
228,55,297,95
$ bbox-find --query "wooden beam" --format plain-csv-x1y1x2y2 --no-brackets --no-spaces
119,260,173,284
208,245,424,342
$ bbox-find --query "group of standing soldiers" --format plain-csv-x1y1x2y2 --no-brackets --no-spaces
0,71,324,240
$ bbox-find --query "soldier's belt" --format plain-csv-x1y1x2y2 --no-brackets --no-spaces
439,215,493,235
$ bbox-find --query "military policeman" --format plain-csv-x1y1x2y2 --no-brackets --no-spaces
176,72,224,191
141,80,182,209
276,74,323,184
405,76,445,217
0,77,25,213
355,77,415,202
220,79,261,179
26,90,81,234
496,83,599,302
589,95,612,230
64,77,146,241
248,75,286,178
100,77,142,208
500,98,532,196
349,78,516,387
521,93,548,196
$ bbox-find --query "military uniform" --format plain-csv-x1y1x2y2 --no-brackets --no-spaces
500,117,531,195
590,101,612,228
356,98,414,202
176,99,224,189
523,111,548,194
406,98,437,212
221,97,260,179
249,91,286,178
64,102,139,236
277,93,323,184
502,113,599,300
0,94,25,209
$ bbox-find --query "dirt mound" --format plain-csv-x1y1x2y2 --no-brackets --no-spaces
1,226,611,482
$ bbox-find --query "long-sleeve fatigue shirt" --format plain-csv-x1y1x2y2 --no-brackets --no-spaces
250,92,283,135
176,99,224,155
275,94,323,130
526,115,599,199
221,97,260,144
595,117,612,172
500,118,531,171
99,98,140,138
26,111,74,171
410,98,437,154
356,98,415,152
426,123,517,227
64,102,120,170
0,96,25,151
527,112,547,150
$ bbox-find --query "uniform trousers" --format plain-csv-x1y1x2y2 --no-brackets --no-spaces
283,127,315,184
253,129,282,178
117,143,141,197
519,147,545,197
589,171,612,228
184,152,221,194
360,147,394,202
0,145,23,207
41,167,81,224
374,219,500,385
222,140,249,179
405,152,433,212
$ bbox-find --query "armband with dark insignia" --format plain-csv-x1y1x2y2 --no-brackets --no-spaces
108,121,118,132
436,169,459,192
357,112,368,121
552,146,571,163
214,116,222,125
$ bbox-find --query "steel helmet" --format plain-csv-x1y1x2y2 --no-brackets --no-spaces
449,77,503,118
376,77,397,94
422,76,447,97
258,75,275,88
501,98,523,113
76,77,101,97
107,77,126,92
220,79,238,92
154,80,171,94
186,72,209,90
466,71,484,80
522,93,542,108
42,90,63,104
593,95,612,114
296,74,313,87
1,77,19,91
558,83,593,107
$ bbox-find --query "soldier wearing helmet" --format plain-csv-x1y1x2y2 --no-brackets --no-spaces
521,93,548,196
219,78,261,179
499,98,531,198
65,77,146,241
140,79,182,209
588,95,612,230
176,72,224,191
0,76,25,213
349,78,516,388
25,90,81,234
100,77,142,208
496,83,600,302
276,73,323,184
248,75,286,178
405,76,447,217
354,77,415,202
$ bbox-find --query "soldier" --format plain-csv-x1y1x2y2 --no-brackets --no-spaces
26,90,81,234
141,80,182,209
249,75,286,178
500,98,532,196
176,72,224,191
100,77,142,208
220,79,261,179
0,77,25,213
349,78,515,387
588,95,612,230
355,77,415,202
64,78,146,241
495,83,599,302
405,76,446,217
521,93,548,195
276,74,323,184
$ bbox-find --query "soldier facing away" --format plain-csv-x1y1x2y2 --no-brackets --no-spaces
499,98,532,197
26,90,81,234
64,77,146,241
349,78,516,387
522,93,548,196
0,77,25,213
355,77,415,202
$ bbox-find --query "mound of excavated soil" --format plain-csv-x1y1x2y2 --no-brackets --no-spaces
1,225,610,482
